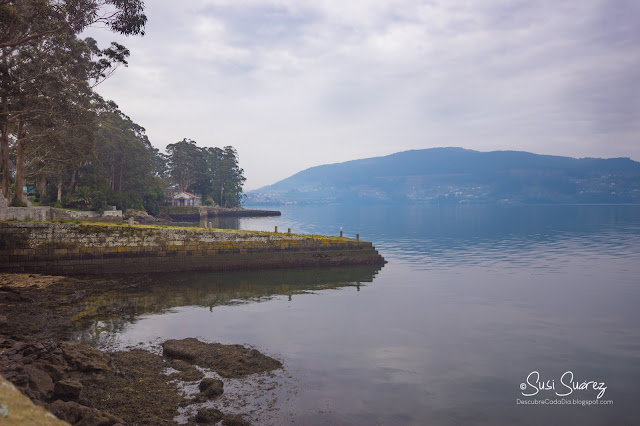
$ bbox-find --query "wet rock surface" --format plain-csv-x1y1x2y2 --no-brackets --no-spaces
167,359,204,382
53,378,83,400
198,377,224,398
0,273,284,425
162,338,283,378
191,407,224,424
187,408,250,426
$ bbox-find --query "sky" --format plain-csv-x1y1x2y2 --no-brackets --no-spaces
84,0,640,190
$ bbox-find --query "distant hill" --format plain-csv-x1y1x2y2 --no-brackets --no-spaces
246,148,640,205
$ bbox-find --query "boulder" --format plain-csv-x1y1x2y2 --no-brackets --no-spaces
0,374,67,425
54,379,83,400
198,378,224,398
25,365,54,400
48,400,123,426
162,338,282,378
162,338,200,362
193,408,224,424
222,414,251,426
59,342,112,373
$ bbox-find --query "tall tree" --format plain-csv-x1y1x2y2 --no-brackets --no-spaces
0,0,145,200
165,141,246,208
0,0,146,51
165,139,206,193
9,32,101,204
217,146,245,207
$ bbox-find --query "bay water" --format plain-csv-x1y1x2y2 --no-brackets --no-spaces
76,205,640,425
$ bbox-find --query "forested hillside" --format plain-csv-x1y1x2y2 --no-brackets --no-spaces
247,148,640,205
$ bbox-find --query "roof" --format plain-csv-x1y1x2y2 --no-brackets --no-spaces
173,192,201,199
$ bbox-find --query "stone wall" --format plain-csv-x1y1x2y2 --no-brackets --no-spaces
0,222,385,275
1,206,50,221
0,192,118,221
0,207,104,221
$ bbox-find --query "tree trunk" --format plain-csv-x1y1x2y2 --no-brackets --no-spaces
0,47,9,199
0,111,8,199
70,169,76,192
14,119,26,204
39,175,47,198
118,159,123,191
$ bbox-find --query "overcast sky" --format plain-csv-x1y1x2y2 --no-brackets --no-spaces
84,0,640,190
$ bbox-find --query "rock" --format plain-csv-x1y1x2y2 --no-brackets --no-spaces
162,338,200,362
170,359,192,371
60,342,113,373
123,209,157,223
162,338,282,378
192,407,224,424
25,365,54,400
198,378,223,398
48,400,124,426
0,375,67,425
40,360,67,382
54,379,83,400
222,413,251,426
168,359,204,381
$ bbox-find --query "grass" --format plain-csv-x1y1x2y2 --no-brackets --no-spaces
2,217,355,241
32,220,355,241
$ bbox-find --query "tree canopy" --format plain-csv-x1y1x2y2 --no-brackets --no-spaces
1,2,247,213
1,0,146,202
165,140,246,208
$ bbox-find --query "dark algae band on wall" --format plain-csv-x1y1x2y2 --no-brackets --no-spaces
0,222,385,275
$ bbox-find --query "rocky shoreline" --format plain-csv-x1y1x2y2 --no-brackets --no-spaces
0,273,283,425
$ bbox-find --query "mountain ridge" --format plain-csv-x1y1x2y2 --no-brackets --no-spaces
246,148,640,205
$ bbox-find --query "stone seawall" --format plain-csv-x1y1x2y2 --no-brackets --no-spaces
0,222,385,275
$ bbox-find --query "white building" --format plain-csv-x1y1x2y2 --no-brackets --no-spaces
172,192,201,207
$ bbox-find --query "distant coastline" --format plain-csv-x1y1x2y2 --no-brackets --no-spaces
247,148,640,206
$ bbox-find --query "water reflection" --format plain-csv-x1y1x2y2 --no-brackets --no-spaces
235,205,640,271
75,205,640,425
197,216,241,229
74,264,382,343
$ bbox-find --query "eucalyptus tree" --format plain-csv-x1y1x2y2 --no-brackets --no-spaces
216,146,245,207
10,32,99,204
0,0,146,51
166,139,207,194
165,141,246,208
0,0,146,200
90,103,161,193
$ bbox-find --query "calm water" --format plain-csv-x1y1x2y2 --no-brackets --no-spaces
76,205,640,425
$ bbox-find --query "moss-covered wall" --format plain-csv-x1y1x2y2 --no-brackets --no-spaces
0,222,385,275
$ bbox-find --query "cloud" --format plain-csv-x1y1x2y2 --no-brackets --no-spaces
84,0,640,189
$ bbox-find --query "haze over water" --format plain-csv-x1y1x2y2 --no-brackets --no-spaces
78,205,640,425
